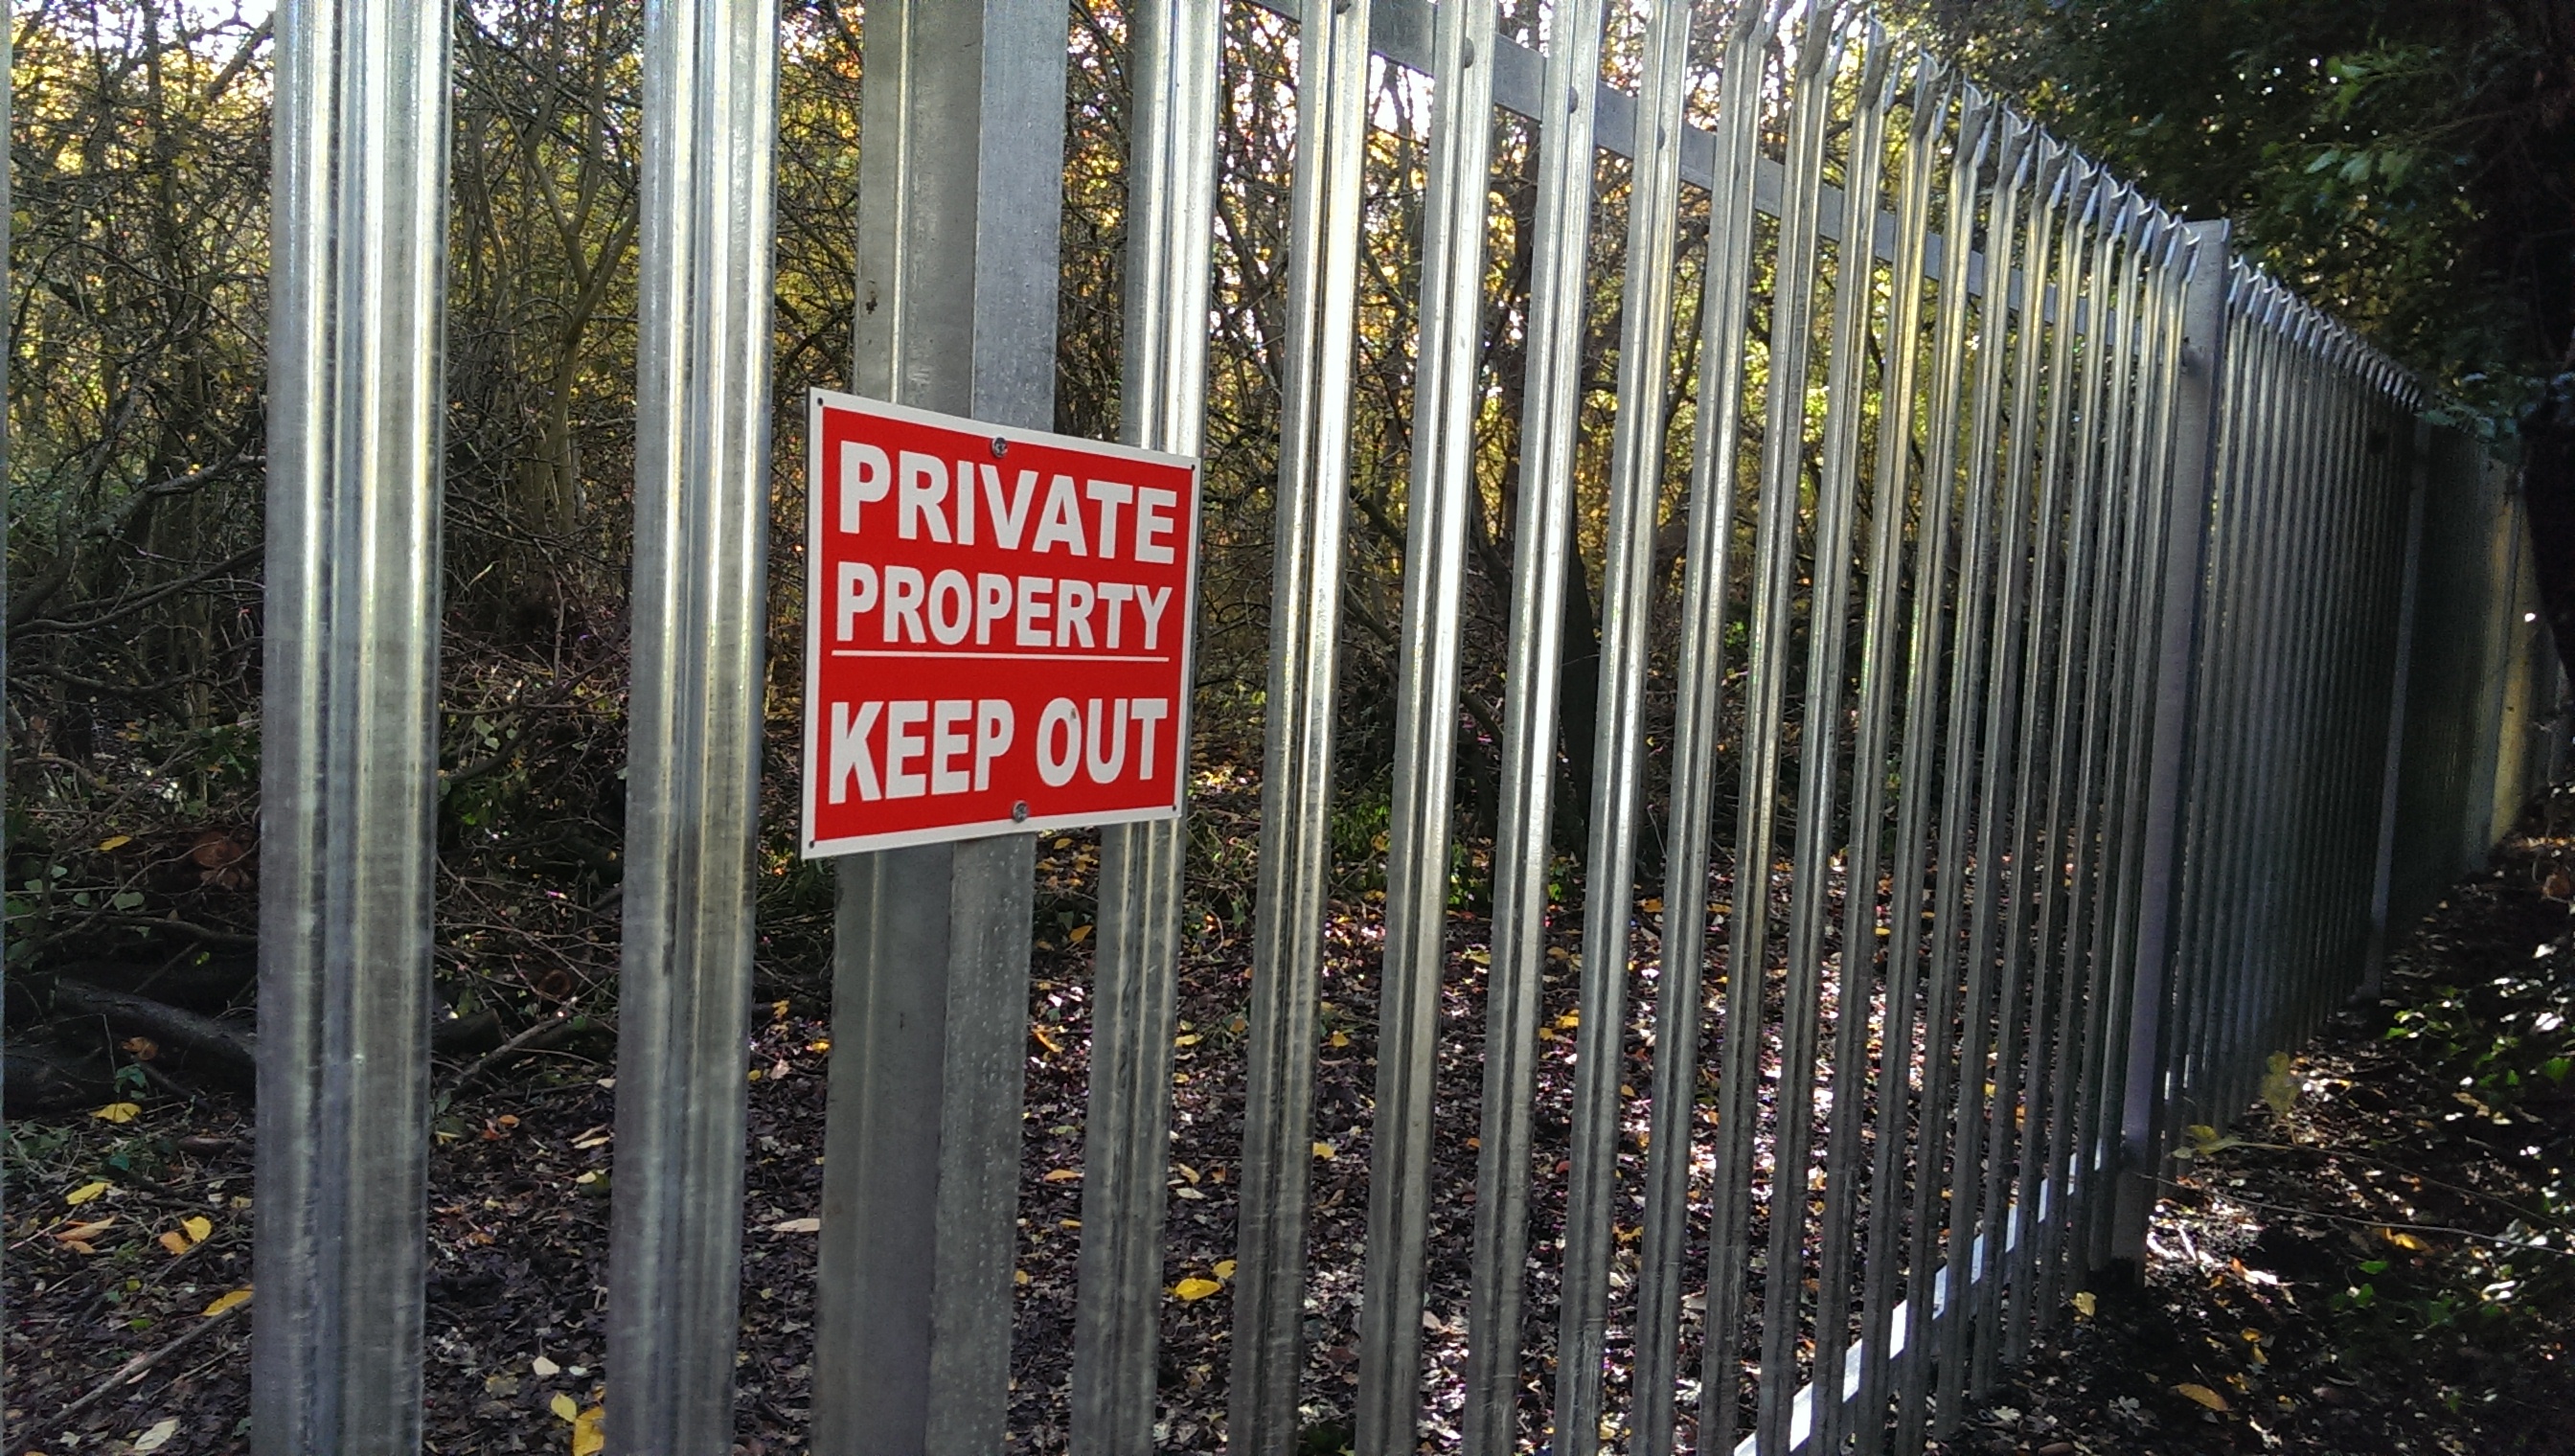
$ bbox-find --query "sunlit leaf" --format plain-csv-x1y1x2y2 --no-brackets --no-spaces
93,1102,142,1124
571,1405,605,1456
2174,1382,2229,1412
96,834,132,852
551,1393,580,1422
2072,1290,2096,1317
65,1180,110,1206
183,1216,213,1243
202,1286,252,1317
1173,1277,1222,1302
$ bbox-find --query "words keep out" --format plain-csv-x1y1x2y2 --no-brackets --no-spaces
826,695,1174,804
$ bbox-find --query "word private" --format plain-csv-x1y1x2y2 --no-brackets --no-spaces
800,390,1202,856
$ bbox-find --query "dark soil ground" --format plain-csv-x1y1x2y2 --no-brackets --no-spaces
10,783,2575,1455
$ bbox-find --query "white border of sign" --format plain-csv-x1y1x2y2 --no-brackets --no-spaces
799,388,1205,858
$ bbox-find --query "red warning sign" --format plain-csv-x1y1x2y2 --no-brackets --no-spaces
800,391,1201,857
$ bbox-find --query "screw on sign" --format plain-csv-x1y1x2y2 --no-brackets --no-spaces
801,390,1202,856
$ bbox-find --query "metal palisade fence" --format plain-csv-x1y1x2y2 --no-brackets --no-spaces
242,1,2556,1455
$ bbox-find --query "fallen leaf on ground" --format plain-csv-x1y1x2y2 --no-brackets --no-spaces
1214,1259,1238,1280
1173,1277,1222,1302
2072,1290,2097,1317
2175,1382,2230,1412
132,1418,179,1453
202,1287,252,1317
97,833,132,852
1311,1142,1335,1160
533,1355,560,1376
93,1102,142,1124
56,1217,114,1243
158,1230,194,1255
183,1216,213,1242
769,1217,821,1234
571,1405,604,1456
550,1393,580,1422
1042,1167,1081,1182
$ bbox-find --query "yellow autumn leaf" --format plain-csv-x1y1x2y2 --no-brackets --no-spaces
1328,1031,1351,1048
1311,1142,1335,1160
183,1216,213,1243
2174,1382,2229,1412
2072,1290,2097,1318
97,834,132,852
571,1405,604,1456
159,1230,194,1255
1557,1011,1581,1029
551,1393,581,1422
1173,1033,1201,1048
1638,898,1663,913
202,1287,252,1318
1014,1268,1032,1285
1042,1167,1082,1182
2381,1228,2428,1252
1172,1277,1222,1302
1213,1259,1238,1281
65,1180,110,1206
93,1103,142,1124
57,1217,115,1242
1067,924,1093,944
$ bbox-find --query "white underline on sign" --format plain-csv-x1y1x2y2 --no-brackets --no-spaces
828,649,1175,664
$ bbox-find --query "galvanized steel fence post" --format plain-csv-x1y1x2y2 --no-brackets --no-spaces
604,0,778,1449
809,3,1064,1452
2111,220,2232,1264
1067,2,1221,1448
254,1,452,1448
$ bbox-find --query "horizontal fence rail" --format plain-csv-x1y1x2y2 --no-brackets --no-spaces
230,2,2564,1455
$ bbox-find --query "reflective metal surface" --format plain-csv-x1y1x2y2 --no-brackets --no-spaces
255,1,451,1447
605,0,779,1449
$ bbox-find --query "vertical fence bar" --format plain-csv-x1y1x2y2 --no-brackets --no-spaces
1639,6,1779,1452
1970,139,2068,1395
1988,153,2070,1371
604,0,779,1448
1068,2,1221,1448
2060,200,2162,1272
2361,424,2432,998
1845,64,1955,1455
2048,189,2144,1285
1925,115,2031,1439
1755,28,1890,1453
1705,18,1837,1455
809,4,1066,1450
1356,1,1499,1446
2011,163,2108,1354
2067,217,2189,1298
1465,2,1606,1449
253,1,452,1447
1551,0,1695,1443
1882,89,1997,1456
2109,220,2232,1263
1230,0,1374,1444
1806,35,1902,1456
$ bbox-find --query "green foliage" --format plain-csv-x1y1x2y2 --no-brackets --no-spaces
1889,0,2575,426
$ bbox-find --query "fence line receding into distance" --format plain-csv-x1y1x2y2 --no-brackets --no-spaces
244,2,2554,1455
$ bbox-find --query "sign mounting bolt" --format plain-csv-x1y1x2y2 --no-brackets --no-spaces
1012,801,1031,823
991,436,1010,459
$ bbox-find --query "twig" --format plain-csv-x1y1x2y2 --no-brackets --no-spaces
2161,1177,2575,1261
28,1293,250,1444
444,1012,574,1094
